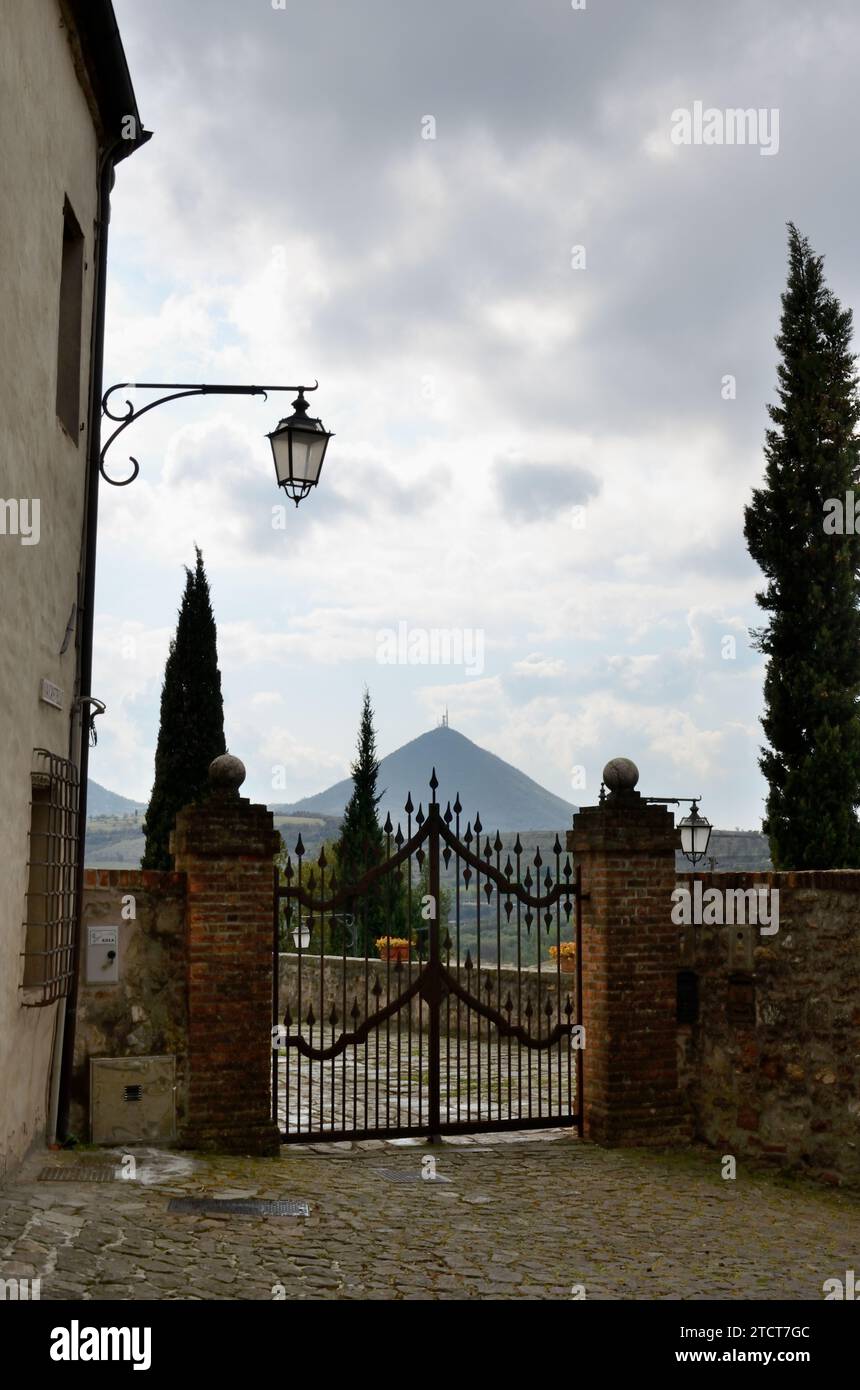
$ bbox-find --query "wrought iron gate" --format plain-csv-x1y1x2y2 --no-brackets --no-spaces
273,772,583,1142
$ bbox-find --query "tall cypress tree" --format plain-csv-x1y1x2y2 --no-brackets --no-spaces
335,689,408,951
142,547,227,869
744,223,860,868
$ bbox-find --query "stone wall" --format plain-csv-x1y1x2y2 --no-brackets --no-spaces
677,870,860,1187
74,852,860,1182
72,870,188,1141
277,954,576,1039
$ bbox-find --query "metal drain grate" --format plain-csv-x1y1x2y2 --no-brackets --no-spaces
167,1198,310,1216
373,1166,452,1184
38,1166,117,1183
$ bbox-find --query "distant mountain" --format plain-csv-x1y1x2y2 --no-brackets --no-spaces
676,830,771,873
86,780,146,817
83,742,773,870
276,724,578,832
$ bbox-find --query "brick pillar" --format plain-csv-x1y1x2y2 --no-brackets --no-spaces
567,757,690,1146
171,754,281,1156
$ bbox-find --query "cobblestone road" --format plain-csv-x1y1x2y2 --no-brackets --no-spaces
1,1133,857,1300
277,1037,574,1135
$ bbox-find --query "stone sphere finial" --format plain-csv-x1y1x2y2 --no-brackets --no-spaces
602,757,639,794
209,752,246,795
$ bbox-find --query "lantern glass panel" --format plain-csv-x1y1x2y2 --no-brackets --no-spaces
693,819,711,856
289,428,327,484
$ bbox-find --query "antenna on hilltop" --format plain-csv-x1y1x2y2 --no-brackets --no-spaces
438,707,449,729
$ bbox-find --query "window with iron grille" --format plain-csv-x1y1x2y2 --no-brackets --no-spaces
21,749,80,1006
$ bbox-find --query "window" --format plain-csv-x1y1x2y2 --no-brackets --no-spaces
21,750,80,1005
55,198,84,441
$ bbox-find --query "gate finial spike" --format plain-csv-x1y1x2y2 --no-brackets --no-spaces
429,767,438,802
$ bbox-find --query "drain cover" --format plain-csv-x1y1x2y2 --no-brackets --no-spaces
167,1198,309,1216
38,1166,117,1183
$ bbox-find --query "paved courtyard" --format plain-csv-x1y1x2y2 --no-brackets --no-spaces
277,1036,575,1135
1,1133,857,1300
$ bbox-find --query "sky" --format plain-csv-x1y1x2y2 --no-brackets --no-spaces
91,0,860,828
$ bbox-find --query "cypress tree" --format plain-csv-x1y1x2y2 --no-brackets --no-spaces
744,223,860,868
142,547,227,869
335,689,408,951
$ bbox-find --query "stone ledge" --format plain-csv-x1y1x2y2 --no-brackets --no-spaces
678,869,860,892
82,868,186,891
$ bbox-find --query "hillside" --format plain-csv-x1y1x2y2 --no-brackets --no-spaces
276,724,577,832
87,779,146,817
85,812,340,870
83,724,773,873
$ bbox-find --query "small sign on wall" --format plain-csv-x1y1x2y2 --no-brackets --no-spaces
39,678,64,710
87,927,119,984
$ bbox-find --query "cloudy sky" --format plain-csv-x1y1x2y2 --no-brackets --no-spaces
93,0,860,827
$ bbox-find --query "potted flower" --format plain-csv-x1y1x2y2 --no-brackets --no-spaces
376,935,411,963
549,942,577,974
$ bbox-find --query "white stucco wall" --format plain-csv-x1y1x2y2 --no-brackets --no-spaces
0,0,101,1175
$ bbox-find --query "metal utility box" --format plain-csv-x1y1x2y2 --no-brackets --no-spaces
86,925,119,984
90,1056,176,1145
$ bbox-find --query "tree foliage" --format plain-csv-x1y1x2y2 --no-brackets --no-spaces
142,547,226,869
744,224,860,867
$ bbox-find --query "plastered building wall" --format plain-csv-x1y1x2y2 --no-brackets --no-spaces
0,0,101,1175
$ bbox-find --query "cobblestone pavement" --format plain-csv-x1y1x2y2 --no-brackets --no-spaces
1,1133,857,1300
277,1037,574,1136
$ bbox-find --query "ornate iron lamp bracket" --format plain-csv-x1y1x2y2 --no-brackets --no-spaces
99,380,319,486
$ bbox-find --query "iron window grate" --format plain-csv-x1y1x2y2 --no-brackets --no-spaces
21,748,80,1006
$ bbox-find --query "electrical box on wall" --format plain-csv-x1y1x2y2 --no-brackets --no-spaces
90,1056,176,1145
86,926,119,983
